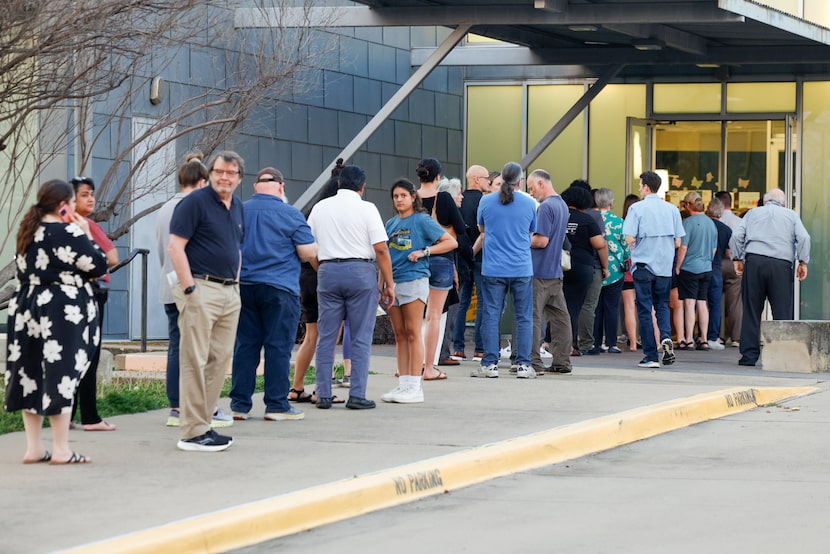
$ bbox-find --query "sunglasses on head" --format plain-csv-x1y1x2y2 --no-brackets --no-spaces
258,176,279,183
70,176,94,186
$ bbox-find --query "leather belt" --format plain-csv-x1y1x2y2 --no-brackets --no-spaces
192,273,238,286
319,258,373,264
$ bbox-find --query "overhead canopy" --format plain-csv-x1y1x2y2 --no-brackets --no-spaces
342,0,830,79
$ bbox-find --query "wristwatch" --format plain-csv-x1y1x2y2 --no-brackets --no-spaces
184,285,196,295
423,246,430,257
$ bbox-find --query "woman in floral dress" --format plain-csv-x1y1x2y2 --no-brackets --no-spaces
5,179,108,464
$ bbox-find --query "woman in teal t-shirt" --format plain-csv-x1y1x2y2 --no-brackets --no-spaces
382,179,457,404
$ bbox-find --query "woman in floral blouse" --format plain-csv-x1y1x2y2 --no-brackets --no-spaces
592,188,630,353
5,180,108,464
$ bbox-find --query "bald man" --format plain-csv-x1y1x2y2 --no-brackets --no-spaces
450,165,490,361
729,188,810,366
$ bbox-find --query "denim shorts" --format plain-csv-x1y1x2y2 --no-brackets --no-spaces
393,277,429,306
428,255,455,291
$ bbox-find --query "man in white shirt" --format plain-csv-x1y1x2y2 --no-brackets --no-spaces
307,165,395,409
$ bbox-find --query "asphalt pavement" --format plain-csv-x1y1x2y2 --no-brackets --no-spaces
0,342,826,553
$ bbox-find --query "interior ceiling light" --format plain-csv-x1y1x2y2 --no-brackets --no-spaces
568,25,598,32
632,38,665,51
696,63,720,68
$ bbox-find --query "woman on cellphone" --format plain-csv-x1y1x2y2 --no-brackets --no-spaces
382,179,456,404
5,180,108,464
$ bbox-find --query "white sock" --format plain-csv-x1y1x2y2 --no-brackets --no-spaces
399,376,408,388
411,376,422,390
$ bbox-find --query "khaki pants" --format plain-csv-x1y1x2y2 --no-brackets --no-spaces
173,280,240,439
531,277,571,370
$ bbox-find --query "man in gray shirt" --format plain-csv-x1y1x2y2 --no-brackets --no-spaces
729,188,810,366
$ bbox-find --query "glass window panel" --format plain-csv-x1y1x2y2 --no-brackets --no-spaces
724,121,769,208
654,121,722,208
588,84,646,208
527,84,584,186
726,82,796,113
466,85,523,172
653,83,721,113
799,82,830,319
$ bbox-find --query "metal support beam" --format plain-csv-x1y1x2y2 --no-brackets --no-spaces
235,4,743,29
602,23,708,55
292,24,472,213
519,64,624,171
411,44,830,67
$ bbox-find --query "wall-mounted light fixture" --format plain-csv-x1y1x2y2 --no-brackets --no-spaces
150,76,165,105
568,25,598,32
632,38,664,51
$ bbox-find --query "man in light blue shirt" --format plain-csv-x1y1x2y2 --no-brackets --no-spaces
729,188,810,366
623,171,685,368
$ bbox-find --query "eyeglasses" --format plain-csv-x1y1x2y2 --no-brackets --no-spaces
257,177,279,183
474,175,489,180
211,169,240,177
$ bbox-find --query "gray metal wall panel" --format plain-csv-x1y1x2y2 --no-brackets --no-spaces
368,43,398,82
409,89,436,126
324,71,355,111
308,106,340,147
353,76,383,115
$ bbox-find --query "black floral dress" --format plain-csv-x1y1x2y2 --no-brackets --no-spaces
4,222,108,416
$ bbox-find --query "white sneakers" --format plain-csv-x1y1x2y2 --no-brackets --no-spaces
499,340,512,359
381,385,424,404
516,364,537,379
470,364,499,378
707,339,726,350
539,347,553,359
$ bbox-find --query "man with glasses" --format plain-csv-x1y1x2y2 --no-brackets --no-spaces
623,171,685,369
451,164,489,362
168,151,245,451
229,167,317,421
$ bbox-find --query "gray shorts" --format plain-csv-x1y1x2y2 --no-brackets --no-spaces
393,277,429,307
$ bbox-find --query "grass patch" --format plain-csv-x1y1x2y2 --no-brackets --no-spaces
0,363,337,436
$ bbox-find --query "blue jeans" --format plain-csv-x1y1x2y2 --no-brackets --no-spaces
316,261,378,400
164,303,180,408
480,276,533,366
453,260,483,354
230,284,300,414
707,266,724,342
632,267,672,361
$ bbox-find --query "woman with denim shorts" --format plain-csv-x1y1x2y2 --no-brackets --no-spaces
415,158,466,380
382,179,457,403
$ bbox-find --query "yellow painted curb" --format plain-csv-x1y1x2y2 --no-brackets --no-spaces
64,385,816,554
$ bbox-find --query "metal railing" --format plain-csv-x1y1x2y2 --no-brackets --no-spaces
110,248,150,352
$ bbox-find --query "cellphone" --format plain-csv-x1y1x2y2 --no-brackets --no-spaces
59,204,74,223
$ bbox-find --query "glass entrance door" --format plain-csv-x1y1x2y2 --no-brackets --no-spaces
641,118,797,214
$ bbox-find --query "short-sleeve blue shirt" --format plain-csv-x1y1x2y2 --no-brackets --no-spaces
170,184,244,279
385,212,446,283
532,194,569,279
240,193,315,296
622,193,685,277
477,191,537,278
680,213,718,274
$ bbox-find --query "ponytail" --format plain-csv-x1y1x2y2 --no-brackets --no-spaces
17,179,74,254
499,182,514,205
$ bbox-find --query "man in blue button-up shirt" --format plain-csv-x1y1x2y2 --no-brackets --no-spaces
623,171,685,369
729,188,810,366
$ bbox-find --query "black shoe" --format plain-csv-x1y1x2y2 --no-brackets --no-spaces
738,358,757,366
545,364,572,374
176,429,233,452
587,347,603,355
346,396,376,410
316,397,333,409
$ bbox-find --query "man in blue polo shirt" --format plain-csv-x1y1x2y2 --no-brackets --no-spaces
623,171,685,369
229,167,317,421
168,151,245,452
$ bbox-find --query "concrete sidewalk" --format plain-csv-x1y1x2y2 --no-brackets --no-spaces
1,344,826,553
